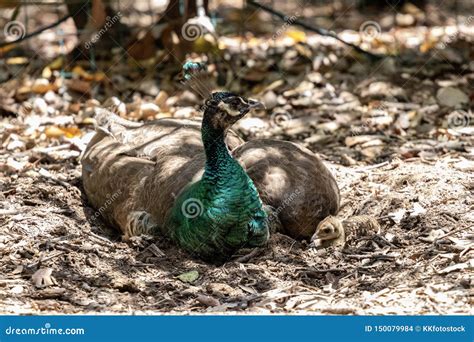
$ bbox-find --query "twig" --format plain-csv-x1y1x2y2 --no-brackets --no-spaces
344,253,396,260
233,248,261,263
373,234,398,248
307,267,346,273
459,245,473,258
132,262,156,267
89,231,115,247
436,226,469,241
35,144,74,153
302,268,347,277
321,307,357,314
354,161,390,172
0,209,22,216
0,13,73,49
247,0,384,60
38,168,71,188
27,251,64,268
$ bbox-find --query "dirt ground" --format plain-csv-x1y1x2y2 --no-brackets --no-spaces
0,152,472,314
0,2,473,314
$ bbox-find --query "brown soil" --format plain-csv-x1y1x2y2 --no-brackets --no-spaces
1,153,472,314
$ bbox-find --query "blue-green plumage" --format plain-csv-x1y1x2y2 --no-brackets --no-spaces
165,90,268,261
182,61,206,80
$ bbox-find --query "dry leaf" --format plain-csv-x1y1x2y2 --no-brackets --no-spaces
286,30,306,43
32,268,57,288
438,262,471,274
72,66,105,82
45,126,82,139
65,79,91,95
31,79,57,94
196,295,220,307
11,265,23,274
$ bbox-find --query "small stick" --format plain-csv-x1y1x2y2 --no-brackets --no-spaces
233,248,261,263
344,253,396,260
89,231,115,246
354,161,390,172
0,13,73,49
0,209,22,216
436,227,469,241
247,0,384,60
304,268,346,274
27,251,64,268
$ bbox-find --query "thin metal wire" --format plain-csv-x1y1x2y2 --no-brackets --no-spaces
1,0,469,61
2,1,83,5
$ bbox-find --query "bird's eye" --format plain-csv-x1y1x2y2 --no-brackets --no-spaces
322,227,331,234
230,98,241,106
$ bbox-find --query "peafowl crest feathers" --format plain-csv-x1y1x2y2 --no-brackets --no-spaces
182,61,214,100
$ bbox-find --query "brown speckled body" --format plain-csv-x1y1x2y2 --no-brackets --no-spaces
313,215,380,249
82,114,243,238
82,110,340,240
234,140,340,239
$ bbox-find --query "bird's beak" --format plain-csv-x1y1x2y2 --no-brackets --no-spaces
309,238,322,248
248,99,265,110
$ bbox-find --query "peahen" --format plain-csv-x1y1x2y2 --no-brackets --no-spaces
182,61,340,239
82,91,268,261
82,62,340,261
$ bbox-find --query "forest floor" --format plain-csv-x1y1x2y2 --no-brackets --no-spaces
0,3,473,314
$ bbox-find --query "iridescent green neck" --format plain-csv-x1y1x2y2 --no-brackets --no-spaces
201,114,241,179
165,105,268,262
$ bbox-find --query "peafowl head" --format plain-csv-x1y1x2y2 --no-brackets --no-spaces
203,91,264,131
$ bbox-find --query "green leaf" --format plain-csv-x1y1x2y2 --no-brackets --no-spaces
177,270,199,283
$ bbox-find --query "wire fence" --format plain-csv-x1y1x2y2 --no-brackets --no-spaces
0,0,472,65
